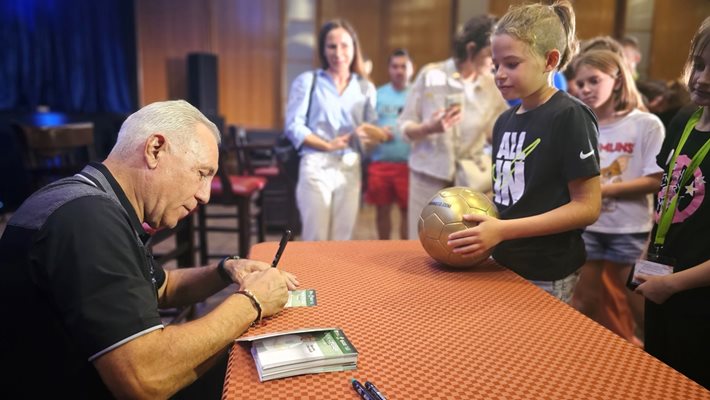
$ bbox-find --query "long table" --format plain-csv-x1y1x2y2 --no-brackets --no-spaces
223,241,710,399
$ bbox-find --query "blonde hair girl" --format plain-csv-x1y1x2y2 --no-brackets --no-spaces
449,1,602,303
570,49,665,341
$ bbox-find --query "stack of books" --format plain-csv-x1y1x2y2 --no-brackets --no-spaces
237,327,358,382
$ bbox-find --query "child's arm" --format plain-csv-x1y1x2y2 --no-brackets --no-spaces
602,173,662,198
635,259,710,304
448,175,601,259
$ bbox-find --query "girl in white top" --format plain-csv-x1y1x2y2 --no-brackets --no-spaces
399,15,508,239
570,49,665,337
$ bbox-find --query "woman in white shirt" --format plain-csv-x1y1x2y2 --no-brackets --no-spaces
285,19,377,241
399,15,508,239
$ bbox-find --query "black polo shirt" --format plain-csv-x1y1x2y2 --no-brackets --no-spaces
0,163,166,398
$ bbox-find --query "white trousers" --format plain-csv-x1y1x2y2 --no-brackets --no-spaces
407,170,452,239
296,152,361,241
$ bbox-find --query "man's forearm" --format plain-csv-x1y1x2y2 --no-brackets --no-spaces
160,266,229,308
95,293,257,399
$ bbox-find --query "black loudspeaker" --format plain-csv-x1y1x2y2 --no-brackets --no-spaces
187,53,219,117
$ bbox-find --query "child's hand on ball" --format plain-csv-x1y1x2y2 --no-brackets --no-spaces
448,214,504,258
418,187,497,268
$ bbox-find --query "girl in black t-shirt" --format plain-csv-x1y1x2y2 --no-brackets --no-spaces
448,1,601,303
633,17,710,389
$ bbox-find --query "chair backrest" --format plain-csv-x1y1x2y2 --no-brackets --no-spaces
146,217,195,268
149,218,196,325
14,121,96,190
213,129,240,201
230,126,282,175
229,126,251,175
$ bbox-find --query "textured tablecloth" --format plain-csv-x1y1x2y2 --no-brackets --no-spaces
223,240,709,399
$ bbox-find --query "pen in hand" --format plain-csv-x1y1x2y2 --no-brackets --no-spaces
271,229,292,268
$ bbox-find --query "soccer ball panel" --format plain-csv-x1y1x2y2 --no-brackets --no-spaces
421,213,445,239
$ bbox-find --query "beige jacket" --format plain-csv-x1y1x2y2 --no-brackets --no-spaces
399,58,508,181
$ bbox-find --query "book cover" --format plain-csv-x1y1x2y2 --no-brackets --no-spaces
285,289,317,308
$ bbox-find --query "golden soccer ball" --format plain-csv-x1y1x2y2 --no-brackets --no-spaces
418,187,498,268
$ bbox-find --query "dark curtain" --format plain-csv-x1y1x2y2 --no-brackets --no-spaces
0,0,137,212
0,0,137,113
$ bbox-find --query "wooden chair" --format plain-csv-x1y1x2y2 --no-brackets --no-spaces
14,121,96,191
232,126,301,235
196,130,267,263
145,217,197,323
233,126,280,178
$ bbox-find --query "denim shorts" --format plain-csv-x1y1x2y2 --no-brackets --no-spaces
530,271,579,304
582,231,649,264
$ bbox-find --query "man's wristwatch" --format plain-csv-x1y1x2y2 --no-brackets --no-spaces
217,255,239,284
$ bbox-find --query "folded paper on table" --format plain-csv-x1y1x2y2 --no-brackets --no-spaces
285,289,317,308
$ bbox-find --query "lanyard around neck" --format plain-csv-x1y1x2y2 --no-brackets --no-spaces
654,108,710,249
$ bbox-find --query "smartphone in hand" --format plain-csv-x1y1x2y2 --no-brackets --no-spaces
445,93,463,113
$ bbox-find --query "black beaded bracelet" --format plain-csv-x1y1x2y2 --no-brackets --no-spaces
217,256,239,284
236,289,263,326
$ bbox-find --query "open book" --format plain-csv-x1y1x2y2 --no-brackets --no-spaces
237,327,358,382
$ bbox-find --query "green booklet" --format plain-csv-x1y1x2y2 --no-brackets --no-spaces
237,327,358,382
285,289,317,308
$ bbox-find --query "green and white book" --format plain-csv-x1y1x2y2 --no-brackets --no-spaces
285,289,317,308
237,327,358,382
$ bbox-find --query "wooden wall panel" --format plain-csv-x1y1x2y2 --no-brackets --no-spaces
573,0,616,40
135,0,283,129
213,0,283,128
489,0,519,18
382,0,454,86
490,0,616,41
135,0,212,105
134,0,706,128
318,0,453,87
648,0,709,81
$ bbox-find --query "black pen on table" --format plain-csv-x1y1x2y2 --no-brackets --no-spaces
350,378,376,400
271,229,292,268
365,381,387,400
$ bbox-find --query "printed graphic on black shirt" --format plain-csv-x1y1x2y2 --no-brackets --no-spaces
493,131,540,206
656,153,706,223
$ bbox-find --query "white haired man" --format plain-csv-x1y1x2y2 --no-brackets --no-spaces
0,100,299,399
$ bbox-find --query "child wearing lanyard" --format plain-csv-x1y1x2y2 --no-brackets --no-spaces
630,16,710,389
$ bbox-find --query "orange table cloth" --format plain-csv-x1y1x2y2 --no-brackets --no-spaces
223,241,709,399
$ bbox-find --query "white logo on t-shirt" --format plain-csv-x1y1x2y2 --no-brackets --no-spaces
579,150,594,159
580,139,595,159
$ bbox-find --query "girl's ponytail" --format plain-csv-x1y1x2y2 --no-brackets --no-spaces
551,1,579,70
